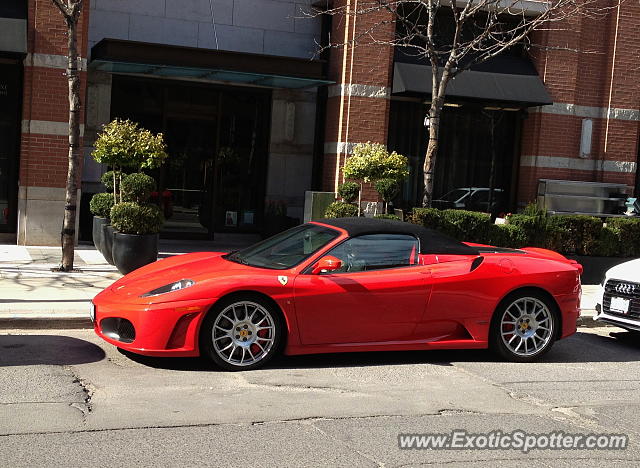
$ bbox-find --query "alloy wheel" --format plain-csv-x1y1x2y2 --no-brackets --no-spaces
499,296,554,357
211,301,276,367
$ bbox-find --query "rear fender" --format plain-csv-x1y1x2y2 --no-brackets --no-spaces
521,247,583,275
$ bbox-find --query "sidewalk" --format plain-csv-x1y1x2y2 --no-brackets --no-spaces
0,235,259,328
0,239,604,329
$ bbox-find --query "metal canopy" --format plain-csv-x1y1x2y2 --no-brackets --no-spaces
90,39,332,90
392,62,553,107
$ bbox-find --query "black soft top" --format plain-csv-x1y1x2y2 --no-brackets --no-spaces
315,217,479,256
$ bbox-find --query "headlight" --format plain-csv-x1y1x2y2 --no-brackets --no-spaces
140,279,195,297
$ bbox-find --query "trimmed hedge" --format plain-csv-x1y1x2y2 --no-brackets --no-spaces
410,208,445,232
606,217,640,257
593,226,619,257
547,215,601,255
410,207,640,257
485,223,528,248
505,213,559,249
324,201,359,218
374,214,402,221
411,208,492,241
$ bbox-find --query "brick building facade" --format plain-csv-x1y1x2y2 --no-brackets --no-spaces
322,0,639,208
520,7,640,202
0,0,638,245
17,0,90,244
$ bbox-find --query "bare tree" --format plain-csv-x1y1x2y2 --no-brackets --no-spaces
52,0,83,271
318,0,618,207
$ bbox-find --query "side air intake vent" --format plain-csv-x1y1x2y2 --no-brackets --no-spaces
470,256,484,272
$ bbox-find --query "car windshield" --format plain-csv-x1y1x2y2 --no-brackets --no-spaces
224,224,340,270
440,189,472,202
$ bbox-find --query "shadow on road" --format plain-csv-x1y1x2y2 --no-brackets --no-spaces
118,347,471,371
118,349,215,371
543,330,640,363
0,335,105,366
116,329,640,372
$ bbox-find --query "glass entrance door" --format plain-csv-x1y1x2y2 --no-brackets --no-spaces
160,118,217,238
110,76,270,239
213,91,269,233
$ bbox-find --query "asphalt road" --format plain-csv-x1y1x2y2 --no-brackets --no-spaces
2,327,640,467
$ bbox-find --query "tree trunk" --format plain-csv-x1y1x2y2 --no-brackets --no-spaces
422,99,443,208
487,112,497,216
59,2,82,271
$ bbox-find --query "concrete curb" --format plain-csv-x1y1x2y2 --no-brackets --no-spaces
0,308,92,329
0,316,92,329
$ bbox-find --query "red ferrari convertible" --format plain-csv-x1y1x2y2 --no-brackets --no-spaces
92,217,582,370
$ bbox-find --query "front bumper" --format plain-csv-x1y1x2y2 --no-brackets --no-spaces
594,303,640,331
92,295,216,357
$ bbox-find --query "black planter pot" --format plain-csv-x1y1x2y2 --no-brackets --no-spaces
92,216,107,255
112,232,159,275
102,224,117,265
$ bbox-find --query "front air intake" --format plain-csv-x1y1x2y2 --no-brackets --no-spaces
100,317,136,343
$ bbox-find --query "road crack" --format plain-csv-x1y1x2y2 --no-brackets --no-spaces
64,365,95,420
235,374,368,396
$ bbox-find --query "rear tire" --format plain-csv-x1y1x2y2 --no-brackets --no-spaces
490,291,558,363
200,295,283,371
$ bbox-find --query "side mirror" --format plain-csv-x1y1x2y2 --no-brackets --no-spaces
311,255,343,275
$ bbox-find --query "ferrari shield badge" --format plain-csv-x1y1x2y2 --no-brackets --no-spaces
278,275,288,286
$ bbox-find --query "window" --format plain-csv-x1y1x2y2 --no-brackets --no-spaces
324,234,419,273
225,224,339,270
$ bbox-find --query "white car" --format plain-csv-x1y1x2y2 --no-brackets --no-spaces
594,259,640,331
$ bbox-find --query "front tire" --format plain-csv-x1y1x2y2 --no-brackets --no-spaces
490,291,558,362
200,295,282,371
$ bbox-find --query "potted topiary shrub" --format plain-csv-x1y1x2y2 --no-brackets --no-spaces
91,119,168,268
89,192,114,258
374,178,400,214
337,181,360,204
98,170,122,264
343,142,409,215
110,173,163,274
110,201,164,274
92,119,168,202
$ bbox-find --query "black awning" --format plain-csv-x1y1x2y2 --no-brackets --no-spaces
392,62,552,107
90,39,332,90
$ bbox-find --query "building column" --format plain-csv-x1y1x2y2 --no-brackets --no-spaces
321,1,395,199
17,0,90,245
519,3,640,204
266,88,318,222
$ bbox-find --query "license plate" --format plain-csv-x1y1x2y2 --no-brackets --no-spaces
90,303,96,322
610,296,630,314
